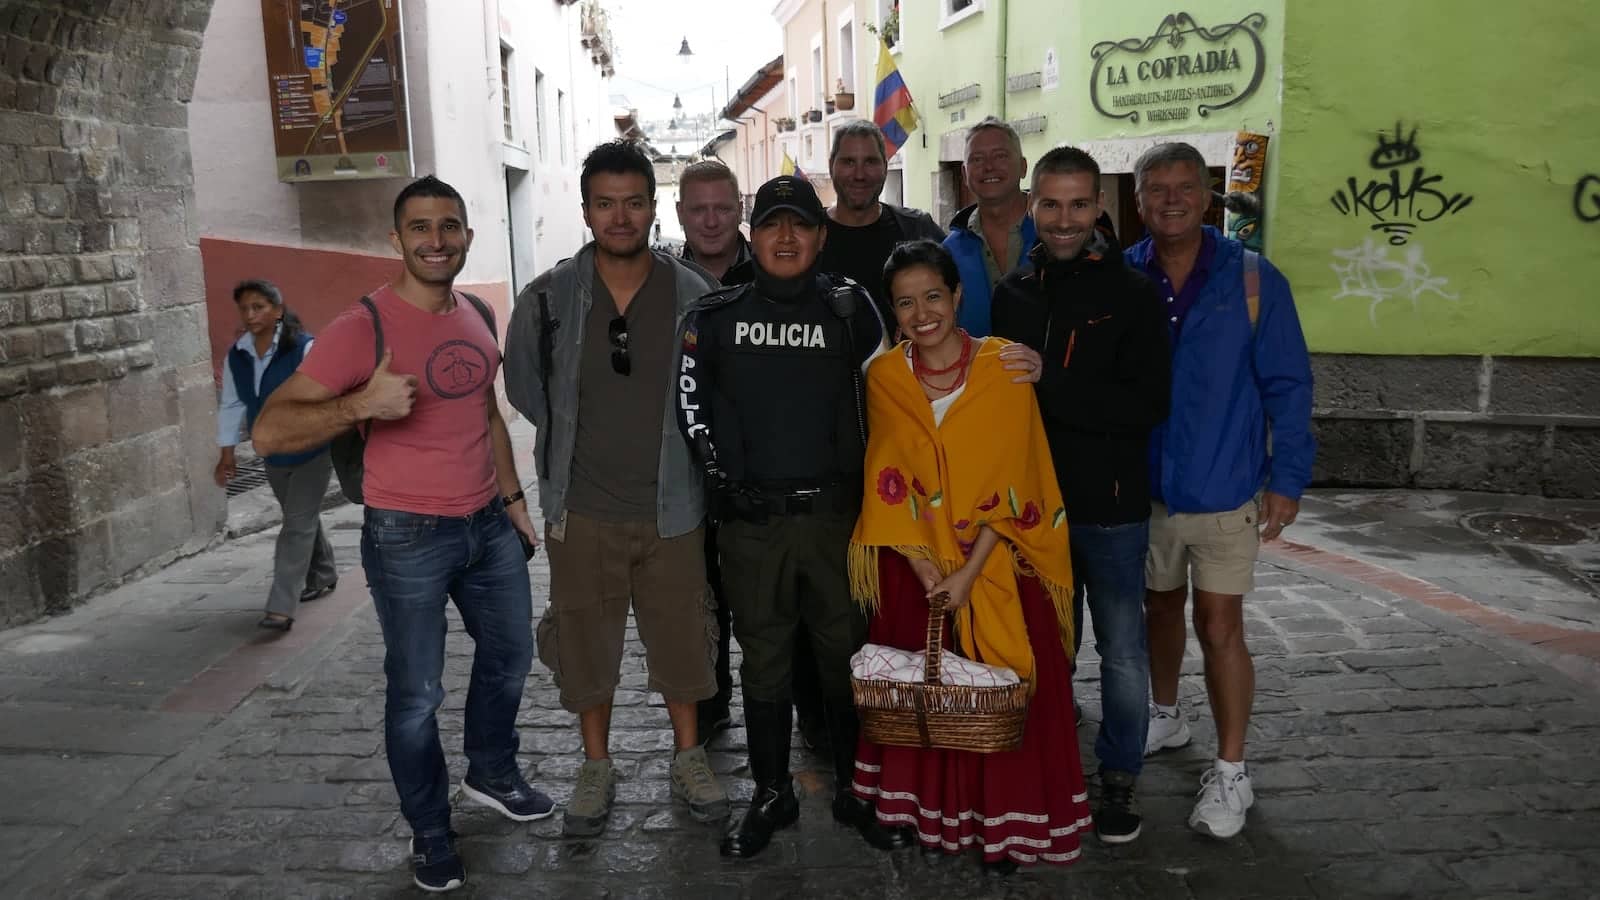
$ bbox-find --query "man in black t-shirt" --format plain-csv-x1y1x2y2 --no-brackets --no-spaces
817,119,945,328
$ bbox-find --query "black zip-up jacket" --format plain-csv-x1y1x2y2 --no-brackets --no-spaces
991,235,1171,526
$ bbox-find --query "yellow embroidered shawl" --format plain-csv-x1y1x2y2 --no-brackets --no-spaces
848,337,1075,682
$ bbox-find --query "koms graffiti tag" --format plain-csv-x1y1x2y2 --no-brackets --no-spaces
1330,122,1472,245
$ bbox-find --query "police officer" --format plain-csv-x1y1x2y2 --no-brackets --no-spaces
675,175,913,859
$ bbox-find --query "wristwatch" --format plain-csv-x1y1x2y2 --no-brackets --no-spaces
503,489,526,506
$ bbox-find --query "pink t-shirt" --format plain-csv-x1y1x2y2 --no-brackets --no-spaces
300,285,500,516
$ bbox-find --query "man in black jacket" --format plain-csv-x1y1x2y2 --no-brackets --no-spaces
990,146,1170,846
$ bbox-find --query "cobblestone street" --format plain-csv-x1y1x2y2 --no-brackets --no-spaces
3,480,1600,898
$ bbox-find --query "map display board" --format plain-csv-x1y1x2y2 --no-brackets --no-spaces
260,0,414,182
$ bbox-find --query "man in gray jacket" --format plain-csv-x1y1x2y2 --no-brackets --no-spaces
503,140,728,838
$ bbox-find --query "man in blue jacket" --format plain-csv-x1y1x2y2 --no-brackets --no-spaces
944,117,1036,336
1124,142,1314,841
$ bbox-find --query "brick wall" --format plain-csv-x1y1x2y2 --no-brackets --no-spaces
1312,355,1600,499
0,1,225,624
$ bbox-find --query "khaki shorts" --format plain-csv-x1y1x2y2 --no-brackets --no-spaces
538,511,718,713
1146,496,1261,596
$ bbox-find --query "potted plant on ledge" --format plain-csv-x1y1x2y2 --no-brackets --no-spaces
866,3,899,50
805,109,823,123
834,78,855,112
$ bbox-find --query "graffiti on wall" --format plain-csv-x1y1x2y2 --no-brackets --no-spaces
1329,238,1457,326
1575,174,1600,223
1225,131,1268,249
1329,122,1472,245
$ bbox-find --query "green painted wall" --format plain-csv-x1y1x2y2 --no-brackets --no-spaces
887,0,999,207
1003,0,1282,144
888,1,1285,210
1274,0,1599,357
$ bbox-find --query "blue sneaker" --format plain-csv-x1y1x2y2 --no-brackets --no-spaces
410,831,465,893
460,771,556,822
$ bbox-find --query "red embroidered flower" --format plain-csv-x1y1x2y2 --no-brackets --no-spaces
1017,500,1042,530
877,467,908,505
977,492,1001,511
953,518,971,531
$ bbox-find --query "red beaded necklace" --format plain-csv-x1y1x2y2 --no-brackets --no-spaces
912,330,972,394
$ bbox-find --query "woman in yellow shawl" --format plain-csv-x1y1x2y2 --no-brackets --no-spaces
848,241,1091,874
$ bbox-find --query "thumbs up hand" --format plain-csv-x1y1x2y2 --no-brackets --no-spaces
360,349,418,421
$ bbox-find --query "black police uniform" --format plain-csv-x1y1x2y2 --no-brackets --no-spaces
676,225,911,858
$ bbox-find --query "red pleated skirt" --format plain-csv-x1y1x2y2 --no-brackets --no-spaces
852,550,1092,866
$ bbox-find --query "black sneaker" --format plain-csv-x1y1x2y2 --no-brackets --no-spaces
1096,770,1142,844
410,831,465,893
460,771,556,822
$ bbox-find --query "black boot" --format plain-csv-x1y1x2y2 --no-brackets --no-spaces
721,699,800,858
825,700,914,851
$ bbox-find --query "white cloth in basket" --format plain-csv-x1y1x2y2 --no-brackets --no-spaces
851,642,1020,687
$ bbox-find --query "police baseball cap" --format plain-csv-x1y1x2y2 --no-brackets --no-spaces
750,176,825,227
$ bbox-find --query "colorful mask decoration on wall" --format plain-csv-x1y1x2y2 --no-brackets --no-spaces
1226,131,1268,250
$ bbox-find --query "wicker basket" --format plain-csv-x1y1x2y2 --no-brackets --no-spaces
852,593,1030,753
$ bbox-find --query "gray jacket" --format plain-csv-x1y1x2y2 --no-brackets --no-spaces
504,244,718,538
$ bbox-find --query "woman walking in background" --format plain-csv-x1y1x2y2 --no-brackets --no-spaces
214,279,337,631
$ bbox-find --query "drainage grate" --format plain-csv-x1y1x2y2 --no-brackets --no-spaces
1460,512,1590,547
225,456,270,498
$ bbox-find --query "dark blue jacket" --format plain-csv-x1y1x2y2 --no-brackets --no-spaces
944,203,1037,337
228,331,322,468
1125,227,1315,513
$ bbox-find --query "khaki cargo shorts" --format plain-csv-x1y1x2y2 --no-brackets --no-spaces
1146,495,1261,596
538,511,718,713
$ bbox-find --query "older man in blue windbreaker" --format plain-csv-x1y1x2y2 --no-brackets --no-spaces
1124,141,1315,841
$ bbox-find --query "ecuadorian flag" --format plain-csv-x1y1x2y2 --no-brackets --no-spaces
781,149,807,181
872,37,918,159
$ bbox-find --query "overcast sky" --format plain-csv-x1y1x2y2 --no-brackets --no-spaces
605,0,783,123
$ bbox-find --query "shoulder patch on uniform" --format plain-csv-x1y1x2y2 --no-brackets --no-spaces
688,283,749,312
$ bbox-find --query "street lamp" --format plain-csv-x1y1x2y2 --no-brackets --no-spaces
678,37,693,62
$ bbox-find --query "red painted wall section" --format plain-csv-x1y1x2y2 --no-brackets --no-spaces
201,237,512,384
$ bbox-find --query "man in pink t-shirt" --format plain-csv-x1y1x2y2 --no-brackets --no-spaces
253,176,549,893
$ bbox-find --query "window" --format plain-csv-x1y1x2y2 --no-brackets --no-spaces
557,90,569,163
940,0,983,30
500,45,514,142
837,13,855,93
534,69,548,159
811,41,824,112
787,73,798,119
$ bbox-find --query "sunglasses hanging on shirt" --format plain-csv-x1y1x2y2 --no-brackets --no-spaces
608,315,631,376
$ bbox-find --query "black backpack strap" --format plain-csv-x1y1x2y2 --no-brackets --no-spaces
536,290,557,473
357,295,382,440
460,292,499,346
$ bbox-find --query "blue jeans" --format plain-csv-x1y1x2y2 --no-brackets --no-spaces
1070,520,1151,776
361,498,534,836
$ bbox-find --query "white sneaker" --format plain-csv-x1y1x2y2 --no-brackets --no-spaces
1188,764,1254,839
1144,705,1192,756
